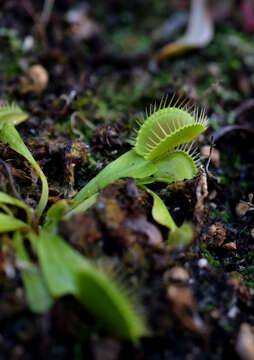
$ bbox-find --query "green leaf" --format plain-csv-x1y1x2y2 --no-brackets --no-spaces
0,213,28,233
73,149,157,207
0,103,28,129
43,199,69,231
0,123,48,218
0,191,32,224
144,187,194,248
76,266,147,341
36,230,147,340
36,231,84,296
14,232,53,313
144,187,177,232
168,222,194,248
65,193,98,219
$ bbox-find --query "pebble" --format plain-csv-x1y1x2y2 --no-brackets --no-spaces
223,241,237,251
164,266,189,283
236,323,254,360
198,258,208,268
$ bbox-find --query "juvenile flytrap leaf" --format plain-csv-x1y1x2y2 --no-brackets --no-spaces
144,187,193,247
0,103,28,129
72,149,157,206
14,232,53,313
35,230,147,340
0,192,32,224
144,187,177,232
0,213,28,232
0,123,48,218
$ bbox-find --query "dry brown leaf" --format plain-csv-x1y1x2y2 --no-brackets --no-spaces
155,0,214,61
207,222,226,247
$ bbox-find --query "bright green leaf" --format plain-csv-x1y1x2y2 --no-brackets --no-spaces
0,191,32,224
0,213,28,233
144,187,177,232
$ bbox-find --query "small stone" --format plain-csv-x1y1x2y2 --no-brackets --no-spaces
23,36,34,52
198,258,208,268
236,323,254,360
228,305,239,319
236,201,251,217
223,242,237,251
20,64,48,94
165,266,189,282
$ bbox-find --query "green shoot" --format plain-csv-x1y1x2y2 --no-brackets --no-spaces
0,213,28,233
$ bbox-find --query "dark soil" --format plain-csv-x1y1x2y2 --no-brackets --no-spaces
1,1,254,359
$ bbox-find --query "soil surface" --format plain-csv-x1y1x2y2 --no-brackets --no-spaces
1,1,254,359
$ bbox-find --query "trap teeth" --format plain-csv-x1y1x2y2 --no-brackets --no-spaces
134,96,207,161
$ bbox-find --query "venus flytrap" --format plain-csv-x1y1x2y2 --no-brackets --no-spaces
70,96,207,244
0,97,207,340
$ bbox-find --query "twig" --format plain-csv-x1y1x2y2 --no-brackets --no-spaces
205,136,220,182
194,165,208,227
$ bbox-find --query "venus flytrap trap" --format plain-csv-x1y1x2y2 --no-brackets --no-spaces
70,96,207,244
0,103,28,128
